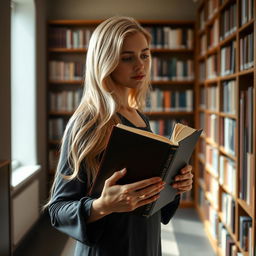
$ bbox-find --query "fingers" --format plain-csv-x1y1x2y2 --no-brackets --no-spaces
180,165,192,175
174,172,193,182
136,181,165,200
105,168,127,187
124,177,162,192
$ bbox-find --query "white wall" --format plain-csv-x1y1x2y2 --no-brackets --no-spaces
47,0,198,20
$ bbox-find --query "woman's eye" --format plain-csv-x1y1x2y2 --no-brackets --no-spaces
141,54,149,60
122,56,133,62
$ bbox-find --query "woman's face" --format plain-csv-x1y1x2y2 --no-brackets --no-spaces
110,32,151,90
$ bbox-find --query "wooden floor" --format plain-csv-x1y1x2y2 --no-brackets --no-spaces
14,208,215,256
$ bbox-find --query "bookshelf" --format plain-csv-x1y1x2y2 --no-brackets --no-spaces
47,19,196,207
195,0,255,255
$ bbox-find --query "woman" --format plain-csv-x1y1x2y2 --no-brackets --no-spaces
47,16,193,256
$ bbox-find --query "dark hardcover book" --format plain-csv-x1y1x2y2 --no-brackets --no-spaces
89,123,202,217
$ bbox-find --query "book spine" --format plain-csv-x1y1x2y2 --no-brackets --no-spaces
142,147,176,217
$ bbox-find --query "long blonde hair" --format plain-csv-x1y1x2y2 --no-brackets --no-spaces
52,16,152,195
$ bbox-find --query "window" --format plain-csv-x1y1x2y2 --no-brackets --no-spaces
11,0,40,187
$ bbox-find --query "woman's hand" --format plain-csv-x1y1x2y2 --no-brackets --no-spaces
89,168,165,222
172,165,193,194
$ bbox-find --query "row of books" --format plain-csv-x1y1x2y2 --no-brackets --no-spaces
206,54,218,79
200,34,207,56
203,199,218,239
205,144,218,177
221,192,235,233
218,224,236,255
239,87,254,205
48,27,93,49
220,41,236,76
199,8,206,31
49,118,67,140
222,80,236,114
219,155,236,195
205,172,219,209
49,89,83,112
145,27,194,49
151,57,194,81
49,150,59,171
221,117,236,156
199,62,206,82
49,61,85,81
200,81,236,114
207,0,218,20
206,114,218,143
199,112,206,132
208,19,219,50
239,216,252,252
148,118,190,137
200,189,252,255
145,89,193,112
219,3,237,41
206,86,218,111
241,0,254,26
239,32,254,71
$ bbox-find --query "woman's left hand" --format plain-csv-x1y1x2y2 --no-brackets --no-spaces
172,165,193,194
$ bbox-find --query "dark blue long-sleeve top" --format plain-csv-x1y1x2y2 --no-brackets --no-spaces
48,111,180,256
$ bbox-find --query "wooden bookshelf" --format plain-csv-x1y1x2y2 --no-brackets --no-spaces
47,19,196,206
195,0,255,255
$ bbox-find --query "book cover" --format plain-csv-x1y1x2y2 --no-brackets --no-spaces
89,123,202,217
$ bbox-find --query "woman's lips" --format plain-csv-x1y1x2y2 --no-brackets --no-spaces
131,75,145,80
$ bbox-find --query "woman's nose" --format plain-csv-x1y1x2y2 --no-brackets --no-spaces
134,58,144,71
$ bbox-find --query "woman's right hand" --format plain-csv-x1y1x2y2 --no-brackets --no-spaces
93,168,165,216
87,168,165,223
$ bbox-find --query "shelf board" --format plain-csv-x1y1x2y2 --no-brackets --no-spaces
150,48,193,53
151,80,195,85
49,111,73,116
48,20,102,25
237,198,253,218
49,80,83,84
180,201,194,208
197,28,206,37
219,73,237,81
205,165,218,179
48,48,87,53
49,140,61,145
219,146,237,161
218,212,236,244
205,78,218,84
197,55,206,61
205,10,219,27
238,19,254,34
205,137,219,148
219,31,236,47
238,68,254,77
219,183,236,199
145,111,194,117
206,45,219,56
219,112,237,119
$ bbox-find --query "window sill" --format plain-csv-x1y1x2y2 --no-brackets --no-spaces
11,165,41,191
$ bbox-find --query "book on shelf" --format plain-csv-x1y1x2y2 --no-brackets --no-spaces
89,123,202,217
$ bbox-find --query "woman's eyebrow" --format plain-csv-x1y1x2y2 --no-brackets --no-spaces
121,48,150,54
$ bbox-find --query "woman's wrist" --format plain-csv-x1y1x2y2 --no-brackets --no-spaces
87,198,112,223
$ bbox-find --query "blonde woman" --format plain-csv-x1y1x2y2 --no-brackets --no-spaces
47,16,193,256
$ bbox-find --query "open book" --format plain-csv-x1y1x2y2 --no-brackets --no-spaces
89,123,202,217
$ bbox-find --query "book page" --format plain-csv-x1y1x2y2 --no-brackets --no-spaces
116,123,177,145
170,123,196,143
